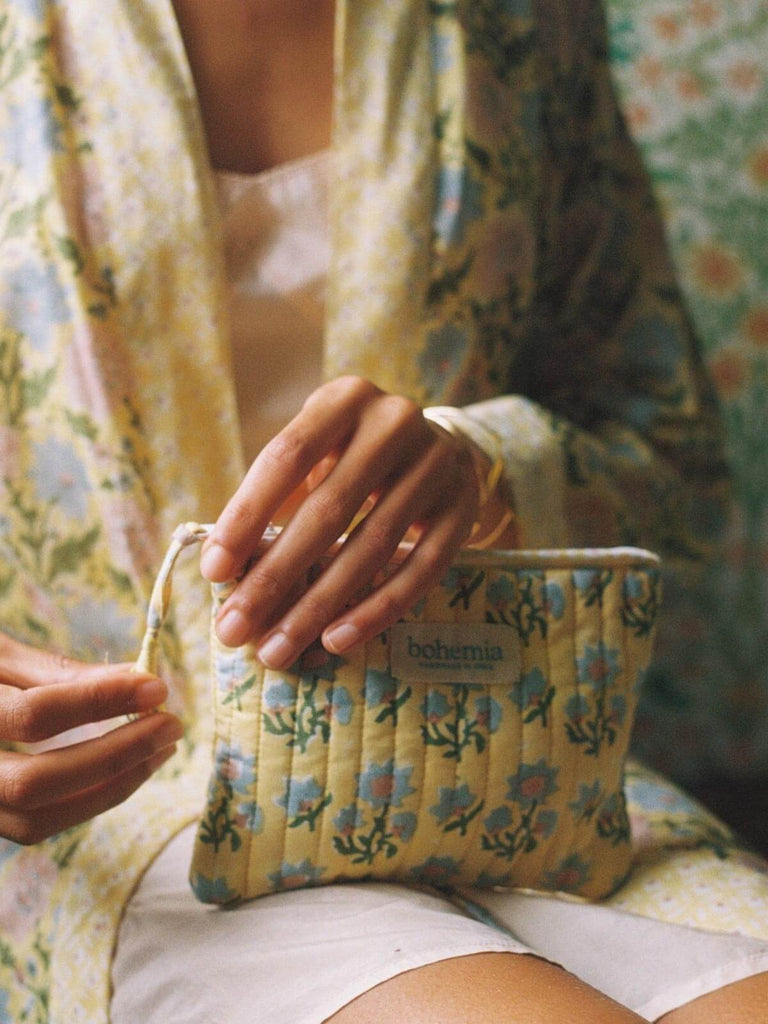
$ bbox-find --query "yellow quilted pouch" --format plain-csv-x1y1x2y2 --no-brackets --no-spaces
136,523,661,905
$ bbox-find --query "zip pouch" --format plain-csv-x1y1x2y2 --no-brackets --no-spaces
135,523,661,905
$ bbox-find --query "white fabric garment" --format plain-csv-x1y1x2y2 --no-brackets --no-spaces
216,151,328,467
111,152,768,1024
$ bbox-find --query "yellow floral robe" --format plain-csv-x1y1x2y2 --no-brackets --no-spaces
0,1,765,1021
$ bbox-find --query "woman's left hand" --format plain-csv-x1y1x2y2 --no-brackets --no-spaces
199,376,483,668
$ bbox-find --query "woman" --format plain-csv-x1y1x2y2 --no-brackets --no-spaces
1,0,767,1021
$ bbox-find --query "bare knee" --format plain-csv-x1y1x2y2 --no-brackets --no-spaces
658,971,768,1024
326,952,647,1024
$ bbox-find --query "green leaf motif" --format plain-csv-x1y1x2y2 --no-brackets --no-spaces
48,525,100,581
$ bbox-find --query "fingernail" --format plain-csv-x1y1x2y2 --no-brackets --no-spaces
152,717,185,751
200,542,237,582
216,607,251,647
323,623,362,654
134,677,169,711
257,632,295,670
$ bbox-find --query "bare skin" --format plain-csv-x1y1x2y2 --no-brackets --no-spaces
168,5,768,1023
4,4,766,1023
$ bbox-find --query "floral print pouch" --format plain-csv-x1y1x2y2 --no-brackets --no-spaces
135,523,661,905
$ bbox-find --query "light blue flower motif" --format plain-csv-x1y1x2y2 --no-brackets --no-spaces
390,812,418,842
31,437,91,518
542,581,565,619
0,839,21,871
189,873,239,905
417,322,468,383
430,27,454,72
6,0,49,16
622,573,645,601
65,597,137,661
364,667,397,708
543,853,592,893
484,805,513,835
327,685,353,725
215,648,251,691
621,315,683,385
264,679,296,712
625,777,697,815
440,565,477,595
333,804,365,836
573,569,600,594
474,694,502,732
533,809,559,840
276,775,324,818
506,759,559,807
509,667,549,712
357,759,415,809
1,96,64,182
234,800,263,834
609,693,628,727
430,783,477,825
0,990,11,1024
565,693,591,722
214,743,257,795
433,165,485,245
576,642,621,692
421,689,451,722
410,856,461,887
487,574,517,613
568,781,603,821
2,259,70,353
268,859,325,891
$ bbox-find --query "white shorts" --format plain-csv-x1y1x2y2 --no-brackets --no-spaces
111,825,768,1023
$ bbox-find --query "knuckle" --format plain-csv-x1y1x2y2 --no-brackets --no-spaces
6,815,45,846
288,591,336,636
261,429,312,473
241,563,283,605
307,487,354,528
2,693,46,743
358,515,402,560
0,760,36,810
372,588,407,629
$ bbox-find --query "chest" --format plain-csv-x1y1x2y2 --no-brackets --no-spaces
171,0,335,173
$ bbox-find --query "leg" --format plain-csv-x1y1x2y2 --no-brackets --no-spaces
658,971,768,1024
326,952,648,1024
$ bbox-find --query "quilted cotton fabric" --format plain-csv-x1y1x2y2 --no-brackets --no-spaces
181,535,661,903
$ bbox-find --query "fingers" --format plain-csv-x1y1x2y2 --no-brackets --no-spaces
0,670,169,744
0,713,183,844
200,376,380,583
205,378,480,665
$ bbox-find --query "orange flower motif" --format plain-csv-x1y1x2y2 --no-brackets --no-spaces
636,55,665,89
687,0,719,28
675,71,706,102
742,306,768,347
653,13,682,42
725,60,761,95
747,146,768,188
690,241,744,298
709,351,746,398
625,101,653,133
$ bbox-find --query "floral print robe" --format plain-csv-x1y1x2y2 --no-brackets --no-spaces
0,1,764,1021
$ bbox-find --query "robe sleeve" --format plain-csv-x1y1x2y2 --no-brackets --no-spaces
462,0,728,563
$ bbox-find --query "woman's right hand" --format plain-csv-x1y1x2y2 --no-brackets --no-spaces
0,633,184,845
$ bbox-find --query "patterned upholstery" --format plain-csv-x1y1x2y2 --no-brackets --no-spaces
605,0,768,782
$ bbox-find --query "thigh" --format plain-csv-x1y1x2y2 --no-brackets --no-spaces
326,952,648,1024
658,971,768,1024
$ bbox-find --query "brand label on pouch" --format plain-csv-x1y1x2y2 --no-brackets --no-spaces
389,623,520,685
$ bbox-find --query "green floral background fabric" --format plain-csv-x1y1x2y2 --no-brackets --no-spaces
605,0,768,781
